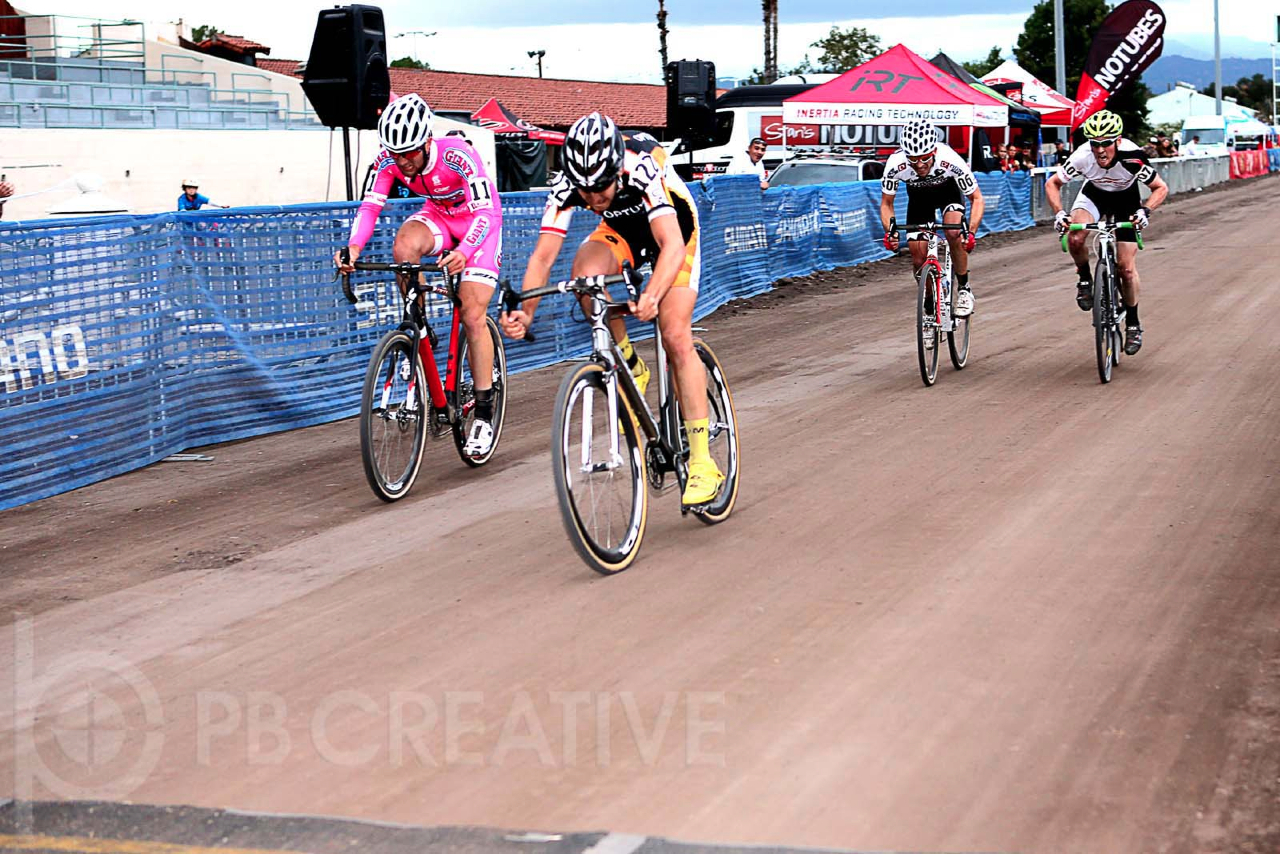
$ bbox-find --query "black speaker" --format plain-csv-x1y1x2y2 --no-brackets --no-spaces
301,5,391,129
665,59,716,145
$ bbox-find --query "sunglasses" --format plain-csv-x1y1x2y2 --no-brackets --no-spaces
577,171,619,194
390,147,423,159
1088,138,1118,148
906,153,936,165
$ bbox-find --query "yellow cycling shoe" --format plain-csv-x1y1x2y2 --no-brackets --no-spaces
630,353,650,397
682,459,725,507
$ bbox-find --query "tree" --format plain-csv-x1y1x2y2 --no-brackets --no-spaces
762,0,778,82
963,46,1005,78
1202,74,1274,121
657,0,669,76
390,57,429,70
1014,0,1152,139
809,25,881,73
190,24,224,43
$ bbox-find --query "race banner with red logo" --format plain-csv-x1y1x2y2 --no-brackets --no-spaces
1072,0,1166,131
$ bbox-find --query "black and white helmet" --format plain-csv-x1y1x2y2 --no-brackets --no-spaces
562,112,625,190
379,94,434,153
900,120,939,157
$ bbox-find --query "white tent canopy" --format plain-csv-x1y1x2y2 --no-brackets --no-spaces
1147,83,1260,127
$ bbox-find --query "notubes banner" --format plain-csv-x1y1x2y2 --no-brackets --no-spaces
1071,0,1166,131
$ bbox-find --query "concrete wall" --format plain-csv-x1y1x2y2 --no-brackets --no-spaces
0,121,496,219
143,39,308,114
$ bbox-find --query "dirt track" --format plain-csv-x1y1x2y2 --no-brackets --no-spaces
2,175,1279,853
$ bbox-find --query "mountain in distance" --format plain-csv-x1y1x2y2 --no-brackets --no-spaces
1142,54,1274,93
1162,34,1274,60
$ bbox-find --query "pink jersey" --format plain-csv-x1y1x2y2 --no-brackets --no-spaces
348,136,501,263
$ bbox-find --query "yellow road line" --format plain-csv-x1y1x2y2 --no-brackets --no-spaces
0,833,311,854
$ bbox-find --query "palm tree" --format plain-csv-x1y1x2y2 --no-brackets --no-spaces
762,0,778,83
657,0,669,74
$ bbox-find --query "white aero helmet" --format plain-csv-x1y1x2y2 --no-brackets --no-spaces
379,93,434,153
562,112,625,190
901,120,940,157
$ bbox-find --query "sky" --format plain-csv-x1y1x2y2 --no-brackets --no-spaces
18,0,1279,84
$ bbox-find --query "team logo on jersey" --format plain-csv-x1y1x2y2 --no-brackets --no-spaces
443,148,477,178
465,215,490,246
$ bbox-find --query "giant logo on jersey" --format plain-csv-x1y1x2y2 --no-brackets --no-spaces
443,148,477,178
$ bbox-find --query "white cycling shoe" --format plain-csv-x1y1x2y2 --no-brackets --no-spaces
463,419,495,457
954,288,975,317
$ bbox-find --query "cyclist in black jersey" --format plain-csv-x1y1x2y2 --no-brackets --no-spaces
500,112,723,507
1045,110,1168,355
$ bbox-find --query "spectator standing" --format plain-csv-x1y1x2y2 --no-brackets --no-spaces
1184,135,1202,156
1054,140,1070,166
726,137,770,189
0,180,12,217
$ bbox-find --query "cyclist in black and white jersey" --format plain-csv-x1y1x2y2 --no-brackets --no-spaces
879,120,985,318
1044,109,1169,355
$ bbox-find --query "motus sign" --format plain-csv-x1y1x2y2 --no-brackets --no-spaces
0,325,90,392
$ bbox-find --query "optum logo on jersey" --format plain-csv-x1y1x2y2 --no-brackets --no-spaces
0,325,90,393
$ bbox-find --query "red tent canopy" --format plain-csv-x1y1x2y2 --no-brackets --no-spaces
470,98,565,144
982,60,1075,126
784,44,1009,128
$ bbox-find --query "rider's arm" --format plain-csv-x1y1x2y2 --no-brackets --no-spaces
1143,172,1169,213
966,184,985,234
879,170,899,231
1043,172,1065,212
347,156,397,253
511,230,565,323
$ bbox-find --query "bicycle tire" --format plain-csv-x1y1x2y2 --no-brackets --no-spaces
1093,257,1114,383
360,329,428,501
947,280,971,371
551,361,648,575
1111,274,1124,367
690,339,740,525
452,315,508,467
917,265,940,387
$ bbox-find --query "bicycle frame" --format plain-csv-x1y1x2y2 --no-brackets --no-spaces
504,270,685,478
1060,218,1144,331
346,261,468,424
899,221,965,332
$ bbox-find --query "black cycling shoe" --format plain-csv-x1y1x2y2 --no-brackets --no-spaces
1076,280,1093,311
1124,323,1143,355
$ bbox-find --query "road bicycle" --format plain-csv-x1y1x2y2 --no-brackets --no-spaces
502,266,739,575
892,219,971,387
341,256,507,501
1060,218,1143,384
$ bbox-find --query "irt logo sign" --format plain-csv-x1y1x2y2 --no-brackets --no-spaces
0,325,90,392
849,70,924,95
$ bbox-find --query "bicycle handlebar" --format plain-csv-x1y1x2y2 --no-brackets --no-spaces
500,265,646,344
1059,221,1144,252
337,252,459,305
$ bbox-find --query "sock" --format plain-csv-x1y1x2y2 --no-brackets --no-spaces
474,387,494,422
618,335,637,366
1077,264,1092,281
957,271,969,290
1126,305,1140,326
685,418,711,465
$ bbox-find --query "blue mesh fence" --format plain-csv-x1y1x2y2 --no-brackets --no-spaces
1270,149,1280,172
1,171,1032,510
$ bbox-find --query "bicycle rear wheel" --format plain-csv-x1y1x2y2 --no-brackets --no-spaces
1092,259,1114,384
360,329,428,501
690,339,740,525
947,282,971,371
552,362,648,575
452,315,508,467
917,265,940,386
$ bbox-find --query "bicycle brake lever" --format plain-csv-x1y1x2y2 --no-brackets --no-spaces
499,281,536,343
338,248,357,304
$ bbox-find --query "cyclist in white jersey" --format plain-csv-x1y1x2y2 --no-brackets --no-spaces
1044,110,1168,355
879,120,985,318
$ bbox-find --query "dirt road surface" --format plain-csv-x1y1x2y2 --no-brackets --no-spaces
2,175,1278,854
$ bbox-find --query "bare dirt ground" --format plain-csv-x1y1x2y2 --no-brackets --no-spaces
2,174,1278,854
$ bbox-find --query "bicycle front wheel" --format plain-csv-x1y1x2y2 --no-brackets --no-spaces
690,339,740,525
453,315,508,467
360,329,428,501
552,362,648,575
1093,259,1114,384
947,283,971,371
917,265,940,387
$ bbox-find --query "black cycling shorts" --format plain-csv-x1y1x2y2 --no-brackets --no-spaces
1076,183,1142,243
905,179,966,232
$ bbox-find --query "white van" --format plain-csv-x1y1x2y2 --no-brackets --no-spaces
671,82,903,180
1179,115,1229,157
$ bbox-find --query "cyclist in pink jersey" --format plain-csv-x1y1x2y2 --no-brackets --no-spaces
335,94,504,456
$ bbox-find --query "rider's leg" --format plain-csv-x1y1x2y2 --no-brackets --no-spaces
943,205,967,278
1117,240,1143,354
659,286,722,505
1068,200,1098,310
392,220,439,297
458,279,495,397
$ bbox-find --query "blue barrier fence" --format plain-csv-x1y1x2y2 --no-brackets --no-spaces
0,171,1032,510
1270,149,1280,171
